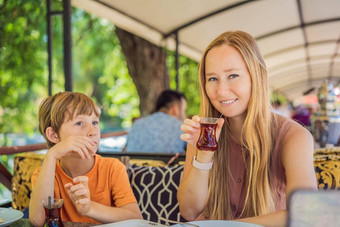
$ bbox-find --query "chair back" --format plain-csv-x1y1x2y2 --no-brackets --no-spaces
314,147,340,190
127,164,185,225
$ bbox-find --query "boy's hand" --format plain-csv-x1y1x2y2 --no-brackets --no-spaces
65,176,92,216
50,136,97,160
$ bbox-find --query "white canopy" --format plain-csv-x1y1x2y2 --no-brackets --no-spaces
72,0,340,102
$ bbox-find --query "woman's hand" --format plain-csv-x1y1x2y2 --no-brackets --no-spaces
180,115,201,146
180,115,225,146
49,136,97,160
65,176,92,216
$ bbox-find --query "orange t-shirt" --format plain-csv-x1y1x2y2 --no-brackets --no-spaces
31,154,137,223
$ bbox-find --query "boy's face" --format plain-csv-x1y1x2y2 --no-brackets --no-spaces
58,112,101,150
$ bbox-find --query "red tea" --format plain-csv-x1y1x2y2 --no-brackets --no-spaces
196,123,218,151
43,205,64,227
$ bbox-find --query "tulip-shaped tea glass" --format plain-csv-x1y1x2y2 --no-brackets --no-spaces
42,198,64,227
196,117,218,151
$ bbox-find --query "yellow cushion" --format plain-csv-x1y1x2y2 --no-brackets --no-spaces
12,153,44,211
314,160,340,190
314,147,340,190
314,147,340,160
129,159,167,167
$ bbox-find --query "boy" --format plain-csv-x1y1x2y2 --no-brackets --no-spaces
29,92,142,225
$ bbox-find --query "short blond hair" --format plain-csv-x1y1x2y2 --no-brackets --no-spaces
38,91,100,148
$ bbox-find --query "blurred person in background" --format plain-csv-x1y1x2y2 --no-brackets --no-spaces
272,100,292,118
292,105,311,128
312,119,328,148
125,90,187,154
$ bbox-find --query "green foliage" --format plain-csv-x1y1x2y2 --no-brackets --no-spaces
72,10,140,129
270,91,288,105
167,52,200,117
0,155,13,203
0,0,48,144
0,1,139,143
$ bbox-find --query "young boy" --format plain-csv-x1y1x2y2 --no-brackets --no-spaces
29,92,142,225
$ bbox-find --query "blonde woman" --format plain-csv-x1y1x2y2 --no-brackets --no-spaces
178,31,317,227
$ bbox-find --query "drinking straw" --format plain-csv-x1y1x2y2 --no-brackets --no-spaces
48,196,51,217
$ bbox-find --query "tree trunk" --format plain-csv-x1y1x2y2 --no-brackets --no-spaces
115,27,169,116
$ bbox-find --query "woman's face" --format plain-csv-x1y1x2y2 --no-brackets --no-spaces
205,44,251,119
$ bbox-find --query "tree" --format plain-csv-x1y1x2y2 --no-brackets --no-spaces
72,11,140,129
167,52,200,117
116,27,170,116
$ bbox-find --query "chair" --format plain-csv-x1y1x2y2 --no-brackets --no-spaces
127,164,186,225
314,147,340,190
11,152,44,211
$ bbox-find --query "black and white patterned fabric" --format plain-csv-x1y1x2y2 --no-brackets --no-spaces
127,164,186,224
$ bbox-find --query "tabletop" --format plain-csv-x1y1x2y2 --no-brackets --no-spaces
10,218,97,227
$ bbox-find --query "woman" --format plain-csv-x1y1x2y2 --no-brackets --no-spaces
178,30,317,227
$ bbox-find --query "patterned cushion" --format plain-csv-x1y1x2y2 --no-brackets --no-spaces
129,159,167,167
314,160,340,190
314,147,340,190
12,153,45,210
127,164,185,224
314,147,340,162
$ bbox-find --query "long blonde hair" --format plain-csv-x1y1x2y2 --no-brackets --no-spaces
199,31,276,219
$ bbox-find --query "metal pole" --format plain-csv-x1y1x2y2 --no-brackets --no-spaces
47,0,52,96
62,0,72,91
175,32,179,90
